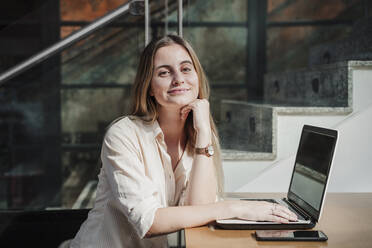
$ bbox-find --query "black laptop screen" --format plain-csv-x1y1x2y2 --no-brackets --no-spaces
288,125,337,221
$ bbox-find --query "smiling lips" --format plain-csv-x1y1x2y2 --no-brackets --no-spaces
167,88,190,95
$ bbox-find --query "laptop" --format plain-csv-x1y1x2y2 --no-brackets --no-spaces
216,124,338,230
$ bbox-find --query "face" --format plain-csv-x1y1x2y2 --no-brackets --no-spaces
150,44,199,110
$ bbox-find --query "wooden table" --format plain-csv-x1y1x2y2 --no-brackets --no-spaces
185,193,372,248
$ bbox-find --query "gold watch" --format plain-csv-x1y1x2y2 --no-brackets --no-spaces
195,145,214,157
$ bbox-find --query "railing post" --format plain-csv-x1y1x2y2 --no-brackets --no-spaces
178,0,183,37
145,0,150,45
247,0,267,101
164,0,169,35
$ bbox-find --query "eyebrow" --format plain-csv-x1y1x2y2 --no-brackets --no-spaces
154,60,193,71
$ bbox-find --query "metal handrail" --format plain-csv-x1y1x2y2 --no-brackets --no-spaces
164,0,169,34
178,0,183,37
145,0,150,45
0,3,131,85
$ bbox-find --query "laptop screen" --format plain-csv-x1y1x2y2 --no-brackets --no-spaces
287,125,337,221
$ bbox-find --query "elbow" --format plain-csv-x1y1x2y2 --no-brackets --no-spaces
145,219,163,238
145,224,157,238
145,225,168,238
144,231,153,239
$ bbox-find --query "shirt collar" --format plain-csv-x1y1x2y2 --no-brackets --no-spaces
152,119,164,141
129,115,164,141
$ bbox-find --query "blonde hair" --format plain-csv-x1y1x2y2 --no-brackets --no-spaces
130,35,224,197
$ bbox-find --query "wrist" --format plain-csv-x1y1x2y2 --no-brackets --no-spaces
216,201,236,220
195,129,212,148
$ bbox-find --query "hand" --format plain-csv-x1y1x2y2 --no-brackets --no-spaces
228,200,298,223
180,99,211,146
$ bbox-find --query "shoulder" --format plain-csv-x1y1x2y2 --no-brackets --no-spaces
108,116,136,131
104,116,154,144
104,116,135,140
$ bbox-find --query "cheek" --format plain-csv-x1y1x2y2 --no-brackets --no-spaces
191,74,200,96
149,80,159,99
150,80,166,98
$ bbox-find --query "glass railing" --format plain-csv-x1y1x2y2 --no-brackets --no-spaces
0,0,129,74
0,0,158,211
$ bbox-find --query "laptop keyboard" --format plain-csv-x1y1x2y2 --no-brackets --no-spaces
241,198,308,221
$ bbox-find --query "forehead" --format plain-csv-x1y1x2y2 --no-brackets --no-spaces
153,44,193,66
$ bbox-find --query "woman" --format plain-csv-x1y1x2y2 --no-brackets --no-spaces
70,35,297,248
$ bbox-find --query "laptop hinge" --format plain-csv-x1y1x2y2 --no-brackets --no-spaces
283,198,315,222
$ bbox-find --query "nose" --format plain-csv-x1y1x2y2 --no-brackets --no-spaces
172,71,184,86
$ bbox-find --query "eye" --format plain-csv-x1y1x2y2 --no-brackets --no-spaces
158,70,170,77
182,67,192,73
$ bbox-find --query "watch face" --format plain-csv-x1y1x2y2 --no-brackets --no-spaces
207,145,214,156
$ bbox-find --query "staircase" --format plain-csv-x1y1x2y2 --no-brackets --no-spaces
221,18,372,193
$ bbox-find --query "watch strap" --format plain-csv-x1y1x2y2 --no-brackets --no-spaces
195,145,214,157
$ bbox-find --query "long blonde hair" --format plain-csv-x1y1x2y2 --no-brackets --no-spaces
131,35,224,197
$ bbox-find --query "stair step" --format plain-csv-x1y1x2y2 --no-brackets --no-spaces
220,61,371,160
264,61,353,109
309,18,372,66
221,150,275,160
218,100,350,160
218,100,276,160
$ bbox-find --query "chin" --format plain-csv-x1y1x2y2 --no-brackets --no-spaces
163,98,195,108
178,97,197,106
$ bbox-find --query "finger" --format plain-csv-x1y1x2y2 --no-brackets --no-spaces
180,107,191,114
180,108,191,118
186,99,200,108
268,214,291,224
273,206,297,221
188,99,208,109
180,105,192,113
181,110,191,120
277,206,298,221
274,211,292,222
286,211,298,221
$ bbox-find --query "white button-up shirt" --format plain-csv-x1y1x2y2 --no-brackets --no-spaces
70,116,193,248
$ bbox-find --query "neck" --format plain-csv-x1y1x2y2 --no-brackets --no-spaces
157,106,187,145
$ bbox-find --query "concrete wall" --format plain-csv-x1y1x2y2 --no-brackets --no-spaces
223,65,372,193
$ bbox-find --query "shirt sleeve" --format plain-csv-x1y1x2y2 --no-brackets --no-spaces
101,123,162,239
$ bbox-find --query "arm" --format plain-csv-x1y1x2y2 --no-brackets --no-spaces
146,200,298,237
185,132,216,205
146,201,226,237
181,99,217,205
